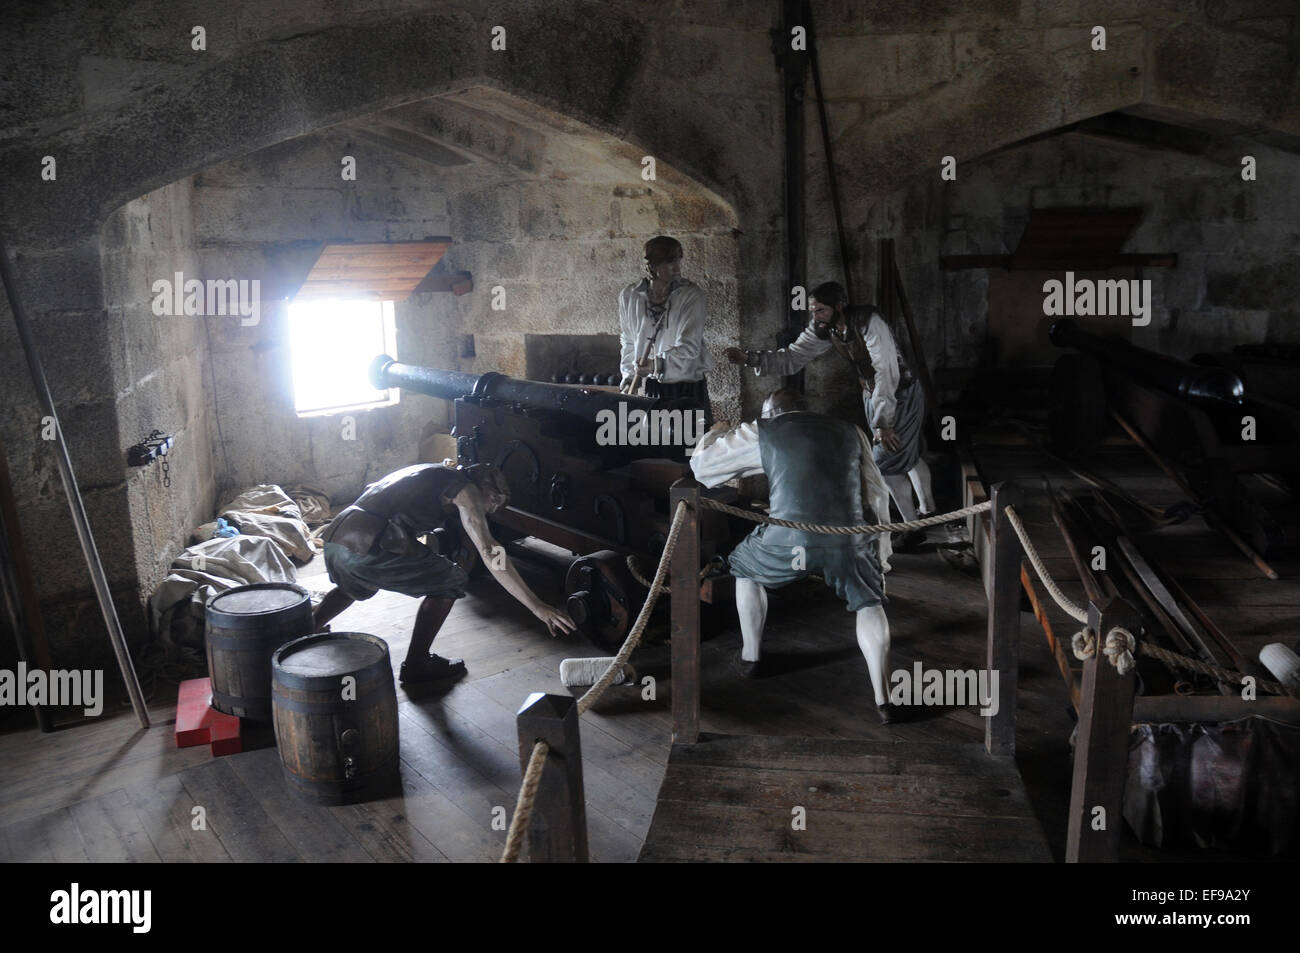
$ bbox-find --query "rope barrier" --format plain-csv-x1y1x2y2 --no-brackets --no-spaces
625,553,720,593
698,497,990,536
1138,642,1289,695
500,499,690,862
499,739,549,864
578,499,689,715
1003,504,1088,623
1071,625,1137,676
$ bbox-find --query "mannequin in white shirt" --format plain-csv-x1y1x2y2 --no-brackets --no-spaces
618,236,712,424
724,282,933,549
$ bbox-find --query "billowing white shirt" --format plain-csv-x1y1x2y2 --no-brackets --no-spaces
618,278,708,385
689,418,894,571
754,314,902,430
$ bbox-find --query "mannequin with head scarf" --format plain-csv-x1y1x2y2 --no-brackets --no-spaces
617,235,713,426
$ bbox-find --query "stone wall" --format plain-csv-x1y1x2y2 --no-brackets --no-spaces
101,182,219,632
188,93,738,506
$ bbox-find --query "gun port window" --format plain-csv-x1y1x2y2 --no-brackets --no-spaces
288,298,399,416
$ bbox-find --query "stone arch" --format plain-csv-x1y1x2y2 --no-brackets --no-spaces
2,3,768,250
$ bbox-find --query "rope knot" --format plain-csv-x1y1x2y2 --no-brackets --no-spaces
1071,627,1097,661
1103,626,1137,676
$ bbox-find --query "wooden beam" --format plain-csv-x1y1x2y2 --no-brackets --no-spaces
985,481,1022,757
515,693,588,863
413,271,474,296
1065,596,1142,863
940,253,1178,271
670,478,701,745
1133,694,1300,724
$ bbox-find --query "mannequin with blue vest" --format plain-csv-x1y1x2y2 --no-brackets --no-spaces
690,389,897,723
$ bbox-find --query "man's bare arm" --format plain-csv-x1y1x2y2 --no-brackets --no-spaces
453,487,575,637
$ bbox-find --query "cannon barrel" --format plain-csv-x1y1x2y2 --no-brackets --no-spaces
1049,319,1244,405
369,354,662,421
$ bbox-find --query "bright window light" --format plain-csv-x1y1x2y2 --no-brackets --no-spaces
288,298,400,416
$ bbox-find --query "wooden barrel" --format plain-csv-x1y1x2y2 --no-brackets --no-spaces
271,632,400,806
205,582,313,721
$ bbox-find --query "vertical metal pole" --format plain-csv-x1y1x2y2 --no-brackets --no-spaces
670,478,701,744
1066,596,1141,862
516,692,588,863
985,481,1022,756
0,237,150,729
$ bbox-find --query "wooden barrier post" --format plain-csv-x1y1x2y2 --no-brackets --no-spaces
1066,596,1141,863
516,692,588,863
670,477,701,744
985,481,1022,756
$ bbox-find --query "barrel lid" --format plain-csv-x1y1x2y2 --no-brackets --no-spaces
210,584,308,615
276,633,386,677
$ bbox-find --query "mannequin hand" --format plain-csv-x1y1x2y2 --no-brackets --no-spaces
874,427,901,452
533,603,576,637
723,347,747,365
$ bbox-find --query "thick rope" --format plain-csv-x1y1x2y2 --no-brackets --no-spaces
499,500,690,863
1003,504,1089,623
625,553,719,593
1139,642,1290,695
578,499,689,714
1071,627,1136,674
698,497,990,535
1073,624,1290,694
500,739,549,863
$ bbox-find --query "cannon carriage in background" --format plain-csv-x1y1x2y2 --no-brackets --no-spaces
369,355,743,650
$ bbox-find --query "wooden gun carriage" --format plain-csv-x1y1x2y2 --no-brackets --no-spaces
370,355,743,650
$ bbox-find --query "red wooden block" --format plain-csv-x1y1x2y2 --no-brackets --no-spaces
174,677,242,756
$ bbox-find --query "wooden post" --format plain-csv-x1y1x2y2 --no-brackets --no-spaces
985,482,1022,756
670,477,701,744
1066,596,1141,862
515,692,588,863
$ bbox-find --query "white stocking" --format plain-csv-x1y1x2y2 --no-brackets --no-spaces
884,474,917,522
908,457,935,515
735,578,768,662
855,605,891,707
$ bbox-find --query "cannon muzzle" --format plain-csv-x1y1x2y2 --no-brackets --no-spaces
370,354,666,423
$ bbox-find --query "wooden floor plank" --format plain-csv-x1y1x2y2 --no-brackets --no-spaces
225,748,374,863
641,798,1050,862
124,773,233,863
68,788,163,863
176,758,301,862
336,793,449,864
655,763,1037,819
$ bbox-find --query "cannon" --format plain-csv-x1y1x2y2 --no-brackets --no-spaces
369,355,742,649
1049,320,1299,554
